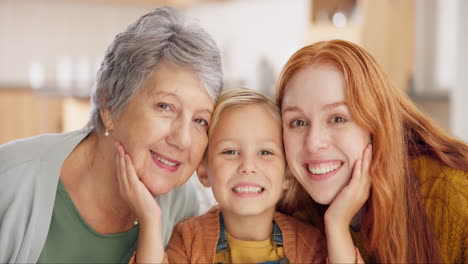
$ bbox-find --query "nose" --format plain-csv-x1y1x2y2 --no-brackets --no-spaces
167,117,192,151
304,123,329,153
238,153,257,174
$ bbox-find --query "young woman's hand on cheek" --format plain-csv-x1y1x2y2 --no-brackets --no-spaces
325,143,372,227
114,142,162,224
324,143,372,263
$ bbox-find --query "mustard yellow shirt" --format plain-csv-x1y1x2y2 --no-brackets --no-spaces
215,232,285,264
413,155,467,263
351,156,467,263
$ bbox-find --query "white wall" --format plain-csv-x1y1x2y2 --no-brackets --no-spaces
0,0,310,96
0,1,156,88
186,0,310,96
452,0,468,142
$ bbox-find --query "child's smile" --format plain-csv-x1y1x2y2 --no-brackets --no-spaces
232,182,265,197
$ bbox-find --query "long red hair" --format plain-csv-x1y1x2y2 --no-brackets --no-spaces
276,40,468,263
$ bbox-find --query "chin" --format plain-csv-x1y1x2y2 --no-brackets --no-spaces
228,205,274,217
148,181,178,196
309,190,337,205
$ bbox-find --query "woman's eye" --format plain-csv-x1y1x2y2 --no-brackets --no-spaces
222,150,239,155
194,118,209,127
290,119,308,128
259,150,273,155
330,116,346,124
157,103,171,111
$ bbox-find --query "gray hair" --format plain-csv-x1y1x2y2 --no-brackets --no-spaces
87,6,223,132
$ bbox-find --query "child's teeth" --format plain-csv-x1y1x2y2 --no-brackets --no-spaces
234,186,262,193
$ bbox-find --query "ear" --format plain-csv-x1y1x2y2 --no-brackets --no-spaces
100,108,114,131
196,160,211,188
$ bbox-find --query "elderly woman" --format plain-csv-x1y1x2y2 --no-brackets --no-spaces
0,6,222,263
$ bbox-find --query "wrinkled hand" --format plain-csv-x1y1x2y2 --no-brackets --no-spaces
324,144,372,228
114,142,161,224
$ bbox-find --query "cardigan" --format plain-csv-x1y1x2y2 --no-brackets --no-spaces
0,130,199,263
165,207,327,264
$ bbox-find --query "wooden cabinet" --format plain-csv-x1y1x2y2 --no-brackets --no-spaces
308,0,415,91
0,89,91,145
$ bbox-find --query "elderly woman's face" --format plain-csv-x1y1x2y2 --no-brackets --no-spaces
281,64,370,205
110,62,214,196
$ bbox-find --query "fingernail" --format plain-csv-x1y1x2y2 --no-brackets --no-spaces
113,142,119,151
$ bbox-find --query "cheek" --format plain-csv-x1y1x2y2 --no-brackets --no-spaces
335,127,370,163
207,169,226,194
271,158,286,173
283,131,303,163
190,133,208,160
206,158,224,185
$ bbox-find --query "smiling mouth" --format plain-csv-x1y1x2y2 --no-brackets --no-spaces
150,150,181,168
306,161,343,175
232,186,265,194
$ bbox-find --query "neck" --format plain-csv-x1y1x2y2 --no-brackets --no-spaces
77,132,135,219
221,207,275,241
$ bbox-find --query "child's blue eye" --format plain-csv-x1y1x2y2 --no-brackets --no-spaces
290,119,308,128
259,150,273,155
222,150,239,155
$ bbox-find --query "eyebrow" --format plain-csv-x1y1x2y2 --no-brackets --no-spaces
149,91,178,99
282,106,303,114
212,139,281,147
282,101,346,114
199,109,213,116
150,91,213,115
322,101,346,110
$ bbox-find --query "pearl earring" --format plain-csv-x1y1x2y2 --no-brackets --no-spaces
104,129,109,137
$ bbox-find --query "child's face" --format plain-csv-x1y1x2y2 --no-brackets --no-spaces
203,103,287,218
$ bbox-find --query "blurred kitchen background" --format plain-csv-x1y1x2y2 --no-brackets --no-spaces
0,0,467,145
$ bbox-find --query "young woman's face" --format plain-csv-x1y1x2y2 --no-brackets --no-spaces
281,64,370,204
204,104,287,218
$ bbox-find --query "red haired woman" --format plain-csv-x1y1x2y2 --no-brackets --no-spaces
276,39,468,263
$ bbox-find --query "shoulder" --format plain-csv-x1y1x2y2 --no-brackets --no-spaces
167,206,220,253
173,206,220,233
0,130,88,174
275,211,326,263
412,155,467,262
412,155,467,212
166,207,220,264
274,211,323,243
412,155,467,183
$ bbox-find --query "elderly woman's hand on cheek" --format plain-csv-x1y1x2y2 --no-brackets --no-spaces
114,141,162,225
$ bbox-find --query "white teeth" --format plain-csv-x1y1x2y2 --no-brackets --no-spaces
308,163,341,175
155,155,177,167
233,186,263,194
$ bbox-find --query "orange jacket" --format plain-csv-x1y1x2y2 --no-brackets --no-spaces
165,206,327,263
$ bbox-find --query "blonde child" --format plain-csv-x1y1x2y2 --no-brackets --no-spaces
116,88,365,263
